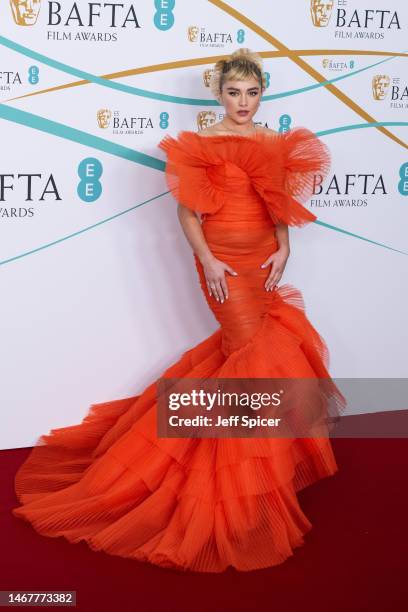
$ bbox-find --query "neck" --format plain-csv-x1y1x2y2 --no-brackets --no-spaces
221,118,257,135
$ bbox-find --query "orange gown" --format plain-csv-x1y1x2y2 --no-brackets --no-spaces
12,127,346,572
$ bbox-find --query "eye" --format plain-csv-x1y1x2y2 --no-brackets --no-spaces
228,91,259,96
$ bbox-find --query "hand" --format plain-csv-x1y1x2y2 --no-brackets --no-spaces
260,247,289,291
201,255,238,303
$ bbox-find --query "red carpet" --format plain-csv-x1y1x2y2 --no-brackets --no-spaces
1,433,407,611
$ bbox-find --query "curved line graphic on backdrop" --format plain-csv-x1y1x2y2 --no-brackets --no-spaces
1,192,407,268
1,0,407,264
0,33,405,105
0,191,169,266
0,102,406,178
0,102,407,266
208,0,407,149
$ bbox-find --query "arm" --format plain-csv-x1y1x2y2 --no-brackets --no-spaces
258,127,331,291
176,204,213,264
177,204,238,303
275,222,290,256
260,222,290,291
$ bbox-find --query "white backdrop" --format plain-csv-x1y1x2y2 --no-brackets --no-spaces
1,0,407,449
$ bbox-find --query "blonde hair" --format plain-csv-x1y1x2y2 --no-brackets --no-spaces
209,48,266,101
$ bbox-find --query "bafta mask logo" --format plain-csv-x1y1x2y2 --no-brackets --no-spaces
322,59,329,69
203,69,214,88
310,0,334,27
97,109,112,129
197,111,217,131
188,25,199,42
10,0,41,26
372,75,391,100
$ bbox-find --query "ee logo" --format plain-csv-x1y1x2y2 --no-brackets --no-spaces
77,158,103,202
398,162,408,196
154,0,175,30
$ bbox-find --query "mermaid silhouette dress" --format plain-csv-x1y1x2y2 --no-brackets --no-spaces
12,127,346,572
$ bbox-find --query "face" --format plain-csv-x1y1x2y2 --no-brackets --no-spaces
10,0,41,26
97,109,111,128
188,26,199,41
372,76,390,99
219,76,263,127
311,0,333,27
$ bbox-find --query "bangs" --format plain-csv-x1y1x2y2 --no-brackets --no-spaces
223,63,261,86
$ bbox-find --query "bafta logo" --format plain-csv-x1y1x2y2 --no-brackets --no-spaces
197,111,217,131
310,0,333,27
97,109,112,129
203,69,214,88
188,25,199,42
322,59,329,69
372,75,390,100
10,0,41,26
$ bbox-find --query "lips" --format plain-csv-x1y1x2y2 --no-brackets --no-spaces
237,111,249,115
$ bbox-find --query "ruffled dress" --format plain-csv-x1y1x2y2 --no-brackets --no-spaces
12,127,346,572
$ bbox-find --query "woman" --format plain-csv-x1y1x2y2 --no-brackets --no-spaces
12,48,345,572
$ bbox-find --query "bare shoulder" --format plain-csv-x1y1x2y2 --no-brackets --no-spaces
257,127,280,136
195,125,280,137
196,124,224,138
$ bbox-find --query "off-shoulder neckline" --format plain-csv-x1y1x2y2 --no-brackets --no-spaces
179,129,282,142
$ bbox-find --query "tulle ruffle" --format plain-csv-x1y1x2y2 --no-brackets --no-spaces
13,127,341,573
158,127,330,227
13,284,345,573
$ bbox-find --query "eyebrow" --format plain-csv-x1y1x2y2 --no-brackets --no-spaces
225,87,260,91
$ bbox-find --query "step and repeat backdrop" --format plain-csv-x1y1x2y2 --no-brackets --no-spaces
0,1,407,448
